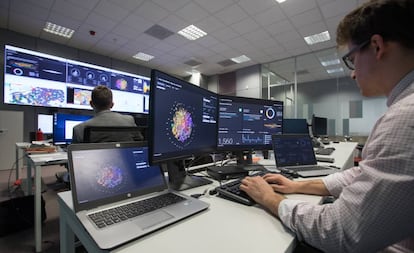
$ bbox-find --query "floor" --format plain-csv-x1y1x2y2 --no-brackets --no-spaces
0,164,86,252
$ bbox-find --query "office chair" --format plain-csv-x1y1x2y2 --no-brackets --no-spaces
56,126,146,186
83,126,146,143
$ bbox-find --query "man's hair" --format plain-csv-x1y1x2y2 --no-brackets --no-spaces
337,0,414,48
91,85,113,110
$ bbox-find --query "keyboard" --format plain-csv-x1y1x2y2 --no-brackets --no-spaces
216,171,293,206
88,193,185,228
315,147,335,155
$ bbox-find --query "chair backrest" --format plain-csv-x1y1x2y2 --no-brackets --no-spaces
83,126,146,143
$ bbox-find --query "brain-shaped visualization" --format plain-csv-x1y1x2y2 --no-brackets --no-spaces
171,107,193,143
96,165,123,190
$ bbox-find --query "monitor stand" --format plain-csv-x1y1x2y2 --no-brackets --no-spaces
164,160,212,191
232,151,265,171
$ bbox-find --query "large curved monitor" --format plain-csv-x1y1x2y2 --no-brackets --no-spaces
217,95,283,164
149,70,216,190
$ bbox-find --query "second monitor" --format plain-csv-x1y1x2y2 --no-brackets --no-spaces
217,95,284,164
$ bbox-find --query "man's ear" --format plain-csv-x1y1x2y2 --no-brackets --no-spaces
90,100,95,108
370,34,386,60
110,102,114,109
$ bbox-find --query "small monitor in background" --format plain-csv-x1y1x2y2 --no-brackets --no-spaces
53,113,93,145
37,114,53,134
311,115,328,137
283,118,309,134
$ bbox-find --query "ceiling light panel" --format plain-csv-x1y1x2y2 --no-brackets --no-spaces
43,22,74,38
326,67,344,74
231,55,251,63
178,25,207,41
304,31,330,45
275,0,286,3
133,52,154,61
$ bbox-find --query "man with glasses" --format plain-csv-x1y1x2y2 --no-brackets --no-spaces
240,0,414,252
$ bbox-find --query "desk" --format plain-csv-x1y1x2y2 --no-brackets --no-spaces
27,152,68,253
15,142,31,180
57,142,357,253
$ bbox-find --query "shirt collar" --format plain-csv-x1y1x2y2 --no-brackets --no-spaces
387,69,414,107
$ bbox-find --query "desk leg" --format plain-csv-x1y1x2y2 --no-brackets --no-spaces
15,144,19,180
59,208,75,253
34,164,42,253
27,157,32,195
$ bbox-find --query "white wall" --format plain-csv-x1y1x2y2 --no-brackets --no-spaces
0,110,23,171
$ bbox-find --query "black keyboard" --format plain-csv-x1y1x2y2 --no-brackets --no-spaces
88,193,185,228
315,147,335,155
216,171,293,206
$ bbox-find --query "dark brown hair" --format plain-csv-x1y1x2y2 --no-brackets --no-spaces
91,85,112,110
337,0,414,48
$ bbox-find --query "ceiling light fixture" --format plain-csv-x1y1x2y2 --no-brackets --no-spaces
178,25,207,41
275,0,286,3
231,55,251,64
132,52,154,61
43,22,74,38
326,67,344,74
320,59,341,67
304,31,330,45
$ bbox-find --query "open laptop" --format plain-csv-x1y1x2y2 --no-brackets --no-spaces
271,134,338,177
67,141,209,249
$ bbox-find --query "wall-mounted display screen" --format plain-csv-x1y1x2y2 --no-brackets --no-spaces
4,45,150,114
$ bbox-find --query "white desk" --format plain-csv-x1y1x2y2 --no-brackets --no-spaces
27,151,68,253
57,142,357,253
15,142,31,180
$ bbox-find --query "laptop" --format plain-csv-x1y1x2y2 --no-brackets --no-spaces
271,134,338,177
67,141,209,249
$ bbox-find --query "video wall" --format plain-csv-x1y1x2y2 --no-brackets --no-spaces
4,45,150,114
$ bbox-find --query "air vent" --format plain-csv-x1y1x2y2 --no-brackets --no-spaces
144,25,174,40
217,59,237,67
296,69,309,75
184,59,202,66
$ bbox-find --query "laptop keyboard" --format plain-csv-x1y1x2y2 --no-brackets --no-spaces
88,193,185,228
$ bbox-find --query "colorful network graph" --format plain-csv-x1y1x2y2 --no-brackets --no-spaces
167,102,195,149
95,164,124,193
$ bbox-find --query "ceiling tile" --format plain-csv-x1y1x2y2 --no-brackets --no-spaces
264,19,294,36
94,0,130,22
107,0,145,11
158,15,188,33
85,12,117,32
230,18,260,35
133,1,169,23
214,4,248,26
52,0,91,21
175,2,210,23
290,8,323,28
252,5,285,27
280,0,317,17
195,16,226,33
194,0,234,13
237,0,276,16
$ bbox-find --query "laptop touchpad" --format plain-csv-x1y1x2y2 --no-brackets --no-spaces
135,211,174,230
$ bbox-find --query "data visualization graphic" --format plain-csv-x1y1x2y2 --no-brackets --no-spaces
94,164,125,194
167,102,195,149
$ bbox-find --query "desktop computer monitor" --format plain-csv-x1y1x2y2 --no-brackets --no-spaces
283,118,309,134
149,70,217,190
217,95,283,164
311,115,328,137
53,113,92,145
37,114,54,135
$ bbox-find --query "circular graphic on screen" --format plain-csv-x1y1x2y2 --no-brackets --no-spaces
115,78,128,90
93,164,125,193
166,102,195,149
265,107,275,119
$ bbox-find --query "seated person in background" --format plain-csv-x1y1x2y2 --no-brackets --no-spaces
72,85,142,143
240,0,414,252
57,85,141,184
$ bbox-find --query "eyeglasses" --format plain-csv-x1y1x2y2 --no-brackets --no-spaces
342,40,370,70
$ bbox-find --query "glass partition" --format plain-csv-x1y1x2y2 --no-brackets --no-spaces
262,46,386,142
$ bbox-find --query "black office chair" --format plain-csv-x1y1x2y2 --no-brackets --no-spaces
56,126,146,186
83,126,146,143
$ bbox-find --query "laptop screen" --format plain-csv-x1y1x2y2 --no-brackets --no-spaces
68,142,167,211
272,134,317,167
